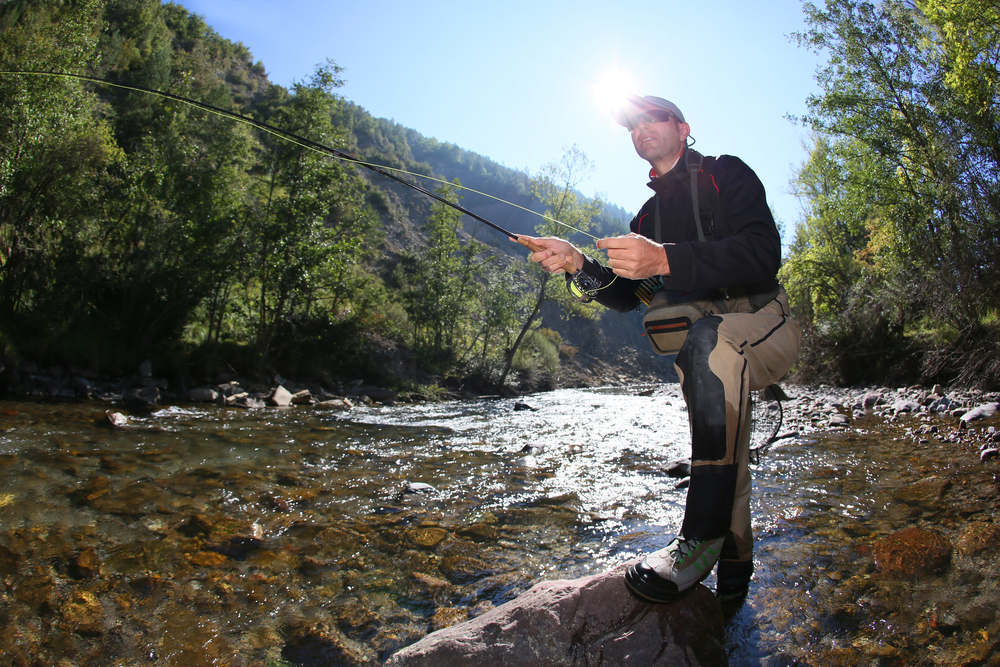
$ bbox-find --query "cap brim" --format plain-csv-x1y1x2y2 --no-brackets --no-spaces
611,95,657,127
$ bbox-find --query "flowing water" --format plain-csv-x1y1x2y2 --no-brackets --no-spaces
0,386,995,666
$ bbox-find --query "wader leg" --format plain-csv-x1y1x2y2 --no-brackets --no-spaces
673,291,801,550
718,398,754,599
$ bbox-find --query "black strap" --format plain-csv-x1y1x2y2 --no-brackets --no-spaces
653,150,713,245
687,151,707,243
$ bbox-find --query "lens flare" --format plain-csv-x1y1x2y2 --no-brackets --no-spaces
591,67,640,119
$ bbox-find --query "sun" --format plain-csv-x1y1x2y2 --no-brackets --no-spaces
590,67,640,117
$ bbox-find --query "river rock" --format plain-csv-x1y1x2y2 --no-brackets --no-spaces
61,589,105,635
189,386,220,403
317,397,353,410
409,527,449,548
929,396,952,413
829,413,850,428
105,411,128,428
282,621,378,667
126,385,160,405
892,399,921,413
70,547,102,579
961,402,999,423
270,385,293,407
874,527,951,578
954,523,1000,557
404,482,437,495
291,389,314,405
862,391,884,408
892,477,951,506
86,481,175,517
385,563,728,667
665,459,691,478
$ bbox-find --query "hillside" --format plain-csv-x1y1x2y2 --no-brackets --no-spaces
0,0,673,394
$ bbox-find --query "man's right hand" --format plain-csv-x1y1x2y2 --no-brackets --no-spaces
515,236,585,275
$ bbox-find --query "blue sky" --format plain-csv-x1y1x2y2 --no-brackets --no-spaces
175,0,824,248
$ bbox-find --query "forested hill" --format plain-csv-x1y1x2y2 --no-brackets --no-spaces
335,100,631,255
0,0,640,393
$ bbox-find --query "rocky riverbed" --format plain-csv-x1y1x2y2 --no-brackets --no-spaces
0,380,998,666
730,383,1000,666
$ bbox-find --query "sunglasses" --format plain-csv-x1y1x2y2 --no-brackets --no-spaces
626,109,675,131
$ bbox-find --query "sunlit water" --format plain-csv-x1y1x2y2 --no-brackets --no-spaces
0,387,989,665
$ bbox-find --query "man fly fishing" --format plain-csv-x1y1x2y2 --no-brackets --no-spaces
522,95,801,607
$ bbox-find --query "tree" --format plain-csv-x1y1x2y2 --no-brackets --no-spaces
241,60,375,364
499,144,604,387
786,0,1000,386
0,0,118,342
393,180,488,372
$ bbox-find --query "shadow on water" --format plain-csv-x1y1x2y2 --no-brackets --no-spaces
0,389,997,665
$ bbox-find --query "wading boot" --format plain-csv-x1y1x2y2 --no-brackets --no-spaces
717,561,753,618
624,535,725,603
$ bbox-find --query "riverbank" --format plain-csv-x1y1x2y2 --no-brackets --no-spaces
0,348,674,408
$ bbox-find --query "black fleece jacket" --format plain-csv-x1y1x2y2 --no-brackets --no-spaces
576,148,781,314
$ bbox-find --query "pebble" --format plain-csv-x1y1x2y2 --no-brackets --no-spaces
405,482,437,494
829,414,850,428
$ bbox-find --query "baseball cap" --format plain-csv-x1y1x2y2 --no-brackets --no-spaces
612,95,686,127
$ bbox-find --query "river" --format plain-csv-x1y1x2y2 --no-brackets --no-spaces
0,386,996,666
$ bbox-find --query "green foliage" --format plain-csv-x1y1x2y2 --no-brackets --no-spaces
499,144,605,387
784,0,1000,388
511,328,561,377
0,1,632,388
238,60,376,364
392,180,490,372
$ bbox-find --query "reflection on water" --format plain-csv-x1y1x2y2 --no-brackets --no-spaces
0,387,988,665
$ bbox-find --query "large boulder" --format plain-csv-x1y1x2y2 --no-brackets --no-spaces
386,563,728,667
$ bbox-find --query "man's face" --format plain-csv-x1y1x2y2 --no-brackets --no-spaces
628,110,690,169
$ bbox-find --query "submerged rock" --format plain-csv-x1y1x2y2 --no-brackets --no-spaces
385,563,728,667
892,477,951,506
282,621,377,667
954,523,1000,557
61,589,105,635
874,527,951,578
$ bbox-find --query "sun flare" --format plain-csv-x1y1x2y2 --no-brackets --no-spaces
591,67,640,117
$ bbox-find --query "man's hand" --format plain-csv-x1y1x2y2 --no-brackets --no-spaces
596,233,670,280
515,235,584,274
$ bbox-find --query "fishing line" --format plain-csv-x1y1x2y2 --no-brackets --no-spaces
0,69,600,244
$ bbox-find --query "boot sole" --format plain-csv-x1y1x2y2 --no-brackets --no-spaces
623,564,712,604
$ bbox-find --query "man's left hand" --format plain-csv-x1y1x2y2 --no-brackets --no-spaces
596,233,670,280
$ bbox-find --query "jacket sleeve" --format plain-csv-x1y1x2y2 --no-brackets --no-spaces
661,156,781,292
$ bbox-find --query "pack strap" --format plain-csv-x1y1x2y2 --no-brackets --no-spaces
653,150,710,244
687,151,707,243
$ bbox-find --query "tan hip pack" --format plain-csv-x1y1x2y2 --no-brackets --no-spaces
642,291,717,356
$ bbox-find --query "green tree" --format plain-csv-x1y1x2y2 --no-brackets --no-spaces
0,0,118,348
242,60,374,364
393,180,488,372
499,144,604,387
787,0,1000,386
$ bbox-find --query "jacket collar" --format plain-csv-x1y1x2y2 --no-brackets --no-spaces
647,148,702,196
